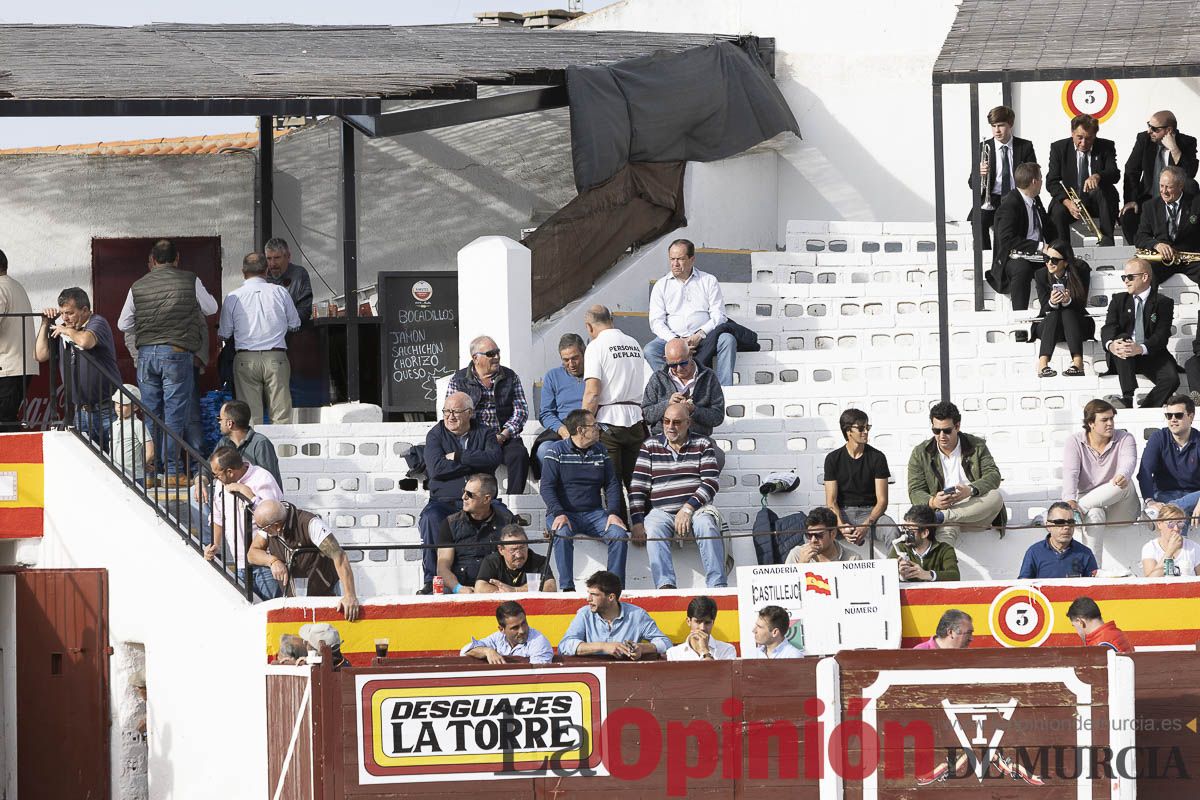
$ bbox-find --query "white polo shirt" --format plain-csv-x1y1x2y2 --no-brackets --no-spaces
666,637,738,661
584,326,646,427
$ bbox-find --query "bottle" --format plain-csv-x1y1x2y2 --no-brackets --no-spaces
1164,557,1176,578
432,576,445,594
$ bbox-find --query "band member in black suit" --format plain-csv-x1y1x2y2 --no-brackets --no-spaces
1135,166,1200,284
969,105,1038,251
988,162,1056,311
1032,239,1093,378
1120,110,1199,244
1101,258,1179,409
1047,114,1121,246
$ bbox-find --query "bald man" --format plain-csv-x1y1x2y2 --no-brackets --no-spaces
641,337,726,471
251,499,360,621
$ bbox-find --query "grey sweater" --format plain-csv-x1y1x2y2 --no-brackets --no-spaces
641,365,725,437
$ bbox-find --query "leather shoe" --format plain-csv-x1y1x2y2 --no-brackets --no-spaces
415,584,434,595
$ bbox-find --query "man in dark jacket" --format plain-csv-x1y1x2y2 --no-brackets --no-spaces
1046,113,1121,246
1135,166,1200,284
1101,258,1178,409
906,401,1005,546
540,409,628,591
1120,109,1199,244
417,391,502,594
446,334,529,494
988,163,1056,311
436,473,514,593
641,338,726,470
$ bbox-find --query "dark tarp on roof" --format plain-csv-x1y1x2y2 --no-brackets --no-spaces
934,0,1200,84
567,41,800,192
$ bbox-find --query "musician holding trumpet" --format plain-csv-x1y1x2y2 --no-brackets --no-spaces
1135,166,1200,284
970,105,1036,251
1047,113,1120,247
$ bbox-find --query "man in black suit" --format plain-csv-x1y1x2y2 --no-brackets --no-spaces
1047,113,1121,246
1120,110,1199,244
1136,166,1200,284
988,162,1055,311
1101,258,1178,408
969,105,1037,251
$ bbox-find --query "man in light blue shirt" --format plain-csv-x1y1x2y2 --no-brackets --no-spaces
558,571,672,659
462,600,555,665
752,605,804,659
534,333,587,471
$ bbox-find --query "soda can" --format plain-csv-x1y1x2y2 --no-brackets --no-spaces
1164,557,1176,578
432,576,445,594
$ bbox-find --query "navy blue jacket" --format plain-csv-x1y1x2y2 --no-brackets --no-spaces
424,420,502,502
1138,427,1200,499
539,438,622,518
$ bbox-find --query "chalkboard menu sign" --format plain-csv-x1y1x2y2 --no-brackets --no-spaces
377,271,459,414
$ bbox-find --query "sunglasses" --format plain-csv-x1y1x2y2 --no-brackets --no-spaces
462,489,478,499
931,426,955,435
1163,520,1187,530
1166,412,1189,420
1148,122,1166,132
473,349,501,358
1120,273,1146,282
804,530,829,539
1046,518,1075,527
1047,256,1066,265
850,424,872,432
666,360,691,369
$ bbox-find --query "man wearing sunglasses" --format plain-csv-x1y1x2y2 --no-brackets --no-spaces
641,337,726,471
1101,258,1178,409
435,473,514,594
784,506,861,564
1138,394,1200,523
447,334,530,495
1018,501,1099,579
906,401,1005,545
1121,110,1199,246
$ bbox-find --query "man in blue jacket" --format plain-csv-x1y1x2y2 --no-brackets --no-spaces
1139,394,1200,521
540,408,629,591
417,391,502,594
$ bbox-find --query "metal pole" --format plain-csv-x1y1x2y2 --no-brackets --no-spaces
258,115,274,249
969,82,985,313
340,119,361,402
932,83,952,403
1001,79,1013,111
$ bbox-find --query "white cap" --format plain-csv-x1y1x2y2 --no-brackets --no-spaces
113,384,140,404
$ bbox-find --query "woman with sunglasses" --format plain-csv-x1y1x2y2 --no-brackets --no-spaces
1031,238,1093,377
1141,503,1200,577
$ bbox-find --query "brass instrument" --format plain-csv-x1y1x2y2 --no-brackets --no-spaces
1135,248,1200,265
1009,250,1047,263
1059,181,1103,240
979,140,994,211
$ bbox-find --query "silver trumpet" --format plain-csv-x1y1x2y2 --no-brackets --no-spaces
979,140,994,211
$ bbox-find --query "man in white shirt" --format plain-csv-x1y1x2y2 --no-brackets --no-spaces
218,252,301,425
202,445,285,598
0,250,36,432
462,601,555,665
751,605,804,659
646,239,736,386
666,596,737,661
582,304,648,502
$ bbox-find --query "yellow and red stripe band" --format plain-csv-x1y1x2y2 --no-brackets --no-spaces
0,433,44,538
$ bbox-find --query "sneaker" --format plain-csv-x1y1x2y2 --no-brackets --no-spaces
1144,502,1160,521
1103,394,1129,409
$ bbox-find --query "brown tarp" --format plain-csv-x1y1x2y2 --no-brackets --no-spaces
526,161,685,321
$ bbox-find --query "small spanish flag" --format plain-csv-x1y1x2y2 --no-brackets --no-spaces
0,433,43,538
805,572,832,596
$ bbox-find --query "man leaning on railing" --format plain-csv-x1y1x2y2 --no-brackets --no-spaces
0,248,37,433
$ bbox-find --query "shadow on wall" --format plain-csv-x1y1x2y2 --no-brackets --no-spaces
271,106,576,300
774,84,935,226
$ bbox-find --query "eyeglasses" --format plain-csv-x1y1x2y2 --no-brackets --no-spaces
1148,122,1166,132
931,426,955,435
1120,273,1146,282
473,349,501,359
850,424,872,433
1162,520,1187,530
1046,518,1075,527
576,423,597,431
442,408,469,416
1047,256,1066,265
666,360,691,370
462,489,478,499
1166,412,1188,421
804,530,828,539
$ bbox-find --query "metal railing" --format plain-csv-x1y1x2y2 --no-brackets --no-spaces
61,342,255,600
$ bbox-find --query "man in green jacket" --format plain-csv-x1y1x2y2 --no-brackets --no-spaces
891,505,961,581
906,401,1006,545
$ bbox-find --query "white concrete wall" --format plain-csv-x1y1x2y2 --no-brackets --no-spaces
29,432,265,800
0,154,256,310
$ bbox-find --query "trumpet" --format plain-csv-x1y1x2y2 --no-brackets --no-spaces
1059,181,1103,241
1135,248,1200,265
979,141,994,211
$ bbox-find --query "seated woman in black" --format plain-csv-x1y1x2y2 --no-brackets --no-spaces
1032,238,1093,378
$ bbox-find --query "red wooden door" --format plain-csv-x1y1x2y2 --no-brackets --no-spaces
91,237,223,391
16,568,111,799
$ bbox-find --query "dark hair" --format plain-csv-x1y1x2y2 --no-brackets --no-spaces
838,408,869,439
150,239,177,265
585,570,622,599
222,400,251,429
1166,394,1197,415
563,408,595,436
498,524,527,543
242,252,267,275
557,333,585,354
495,600,525,625
669,238,696,258
1045,501,1075,524
264,237,290,254
467,473,498,499
1044,238,1086,301
903,505,938,541
806,506,838,530
986,105,1015,126
1082,398,1116,431
1071,113,1100,135
686,595,718,622
928,401,961,426
57,287,91,310
210,446,244,471
1066,596,1103,622
758,605,790,638
0,248,7,273
1014,162,1041,189
935,609,972,638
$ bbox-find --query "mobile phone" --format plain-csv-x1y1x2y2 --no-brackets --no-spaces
1052,283,1065,293
941,487,956,495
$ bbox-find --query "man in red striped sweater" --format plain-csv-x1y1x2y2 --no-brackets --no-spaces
629,403,725,589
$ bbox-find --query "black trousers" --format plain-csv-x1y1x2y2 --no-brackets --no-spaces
1000,257,1037,311
1113,349,1179,407
500,436,529,495
1038,308,1089,358
1152,260,1200,286
1119,204,1145,246
0,375,30,433
1185,355,1200,394
1049,185,1117,241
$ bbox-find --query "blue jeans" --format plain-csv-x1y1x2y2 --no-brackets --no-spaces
137,345,196,476
644,334,736,386
644,506,727,588
76,403,114,452
253,564,282,600
546,509,629,590
535,439,559,469
418,499,461,585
